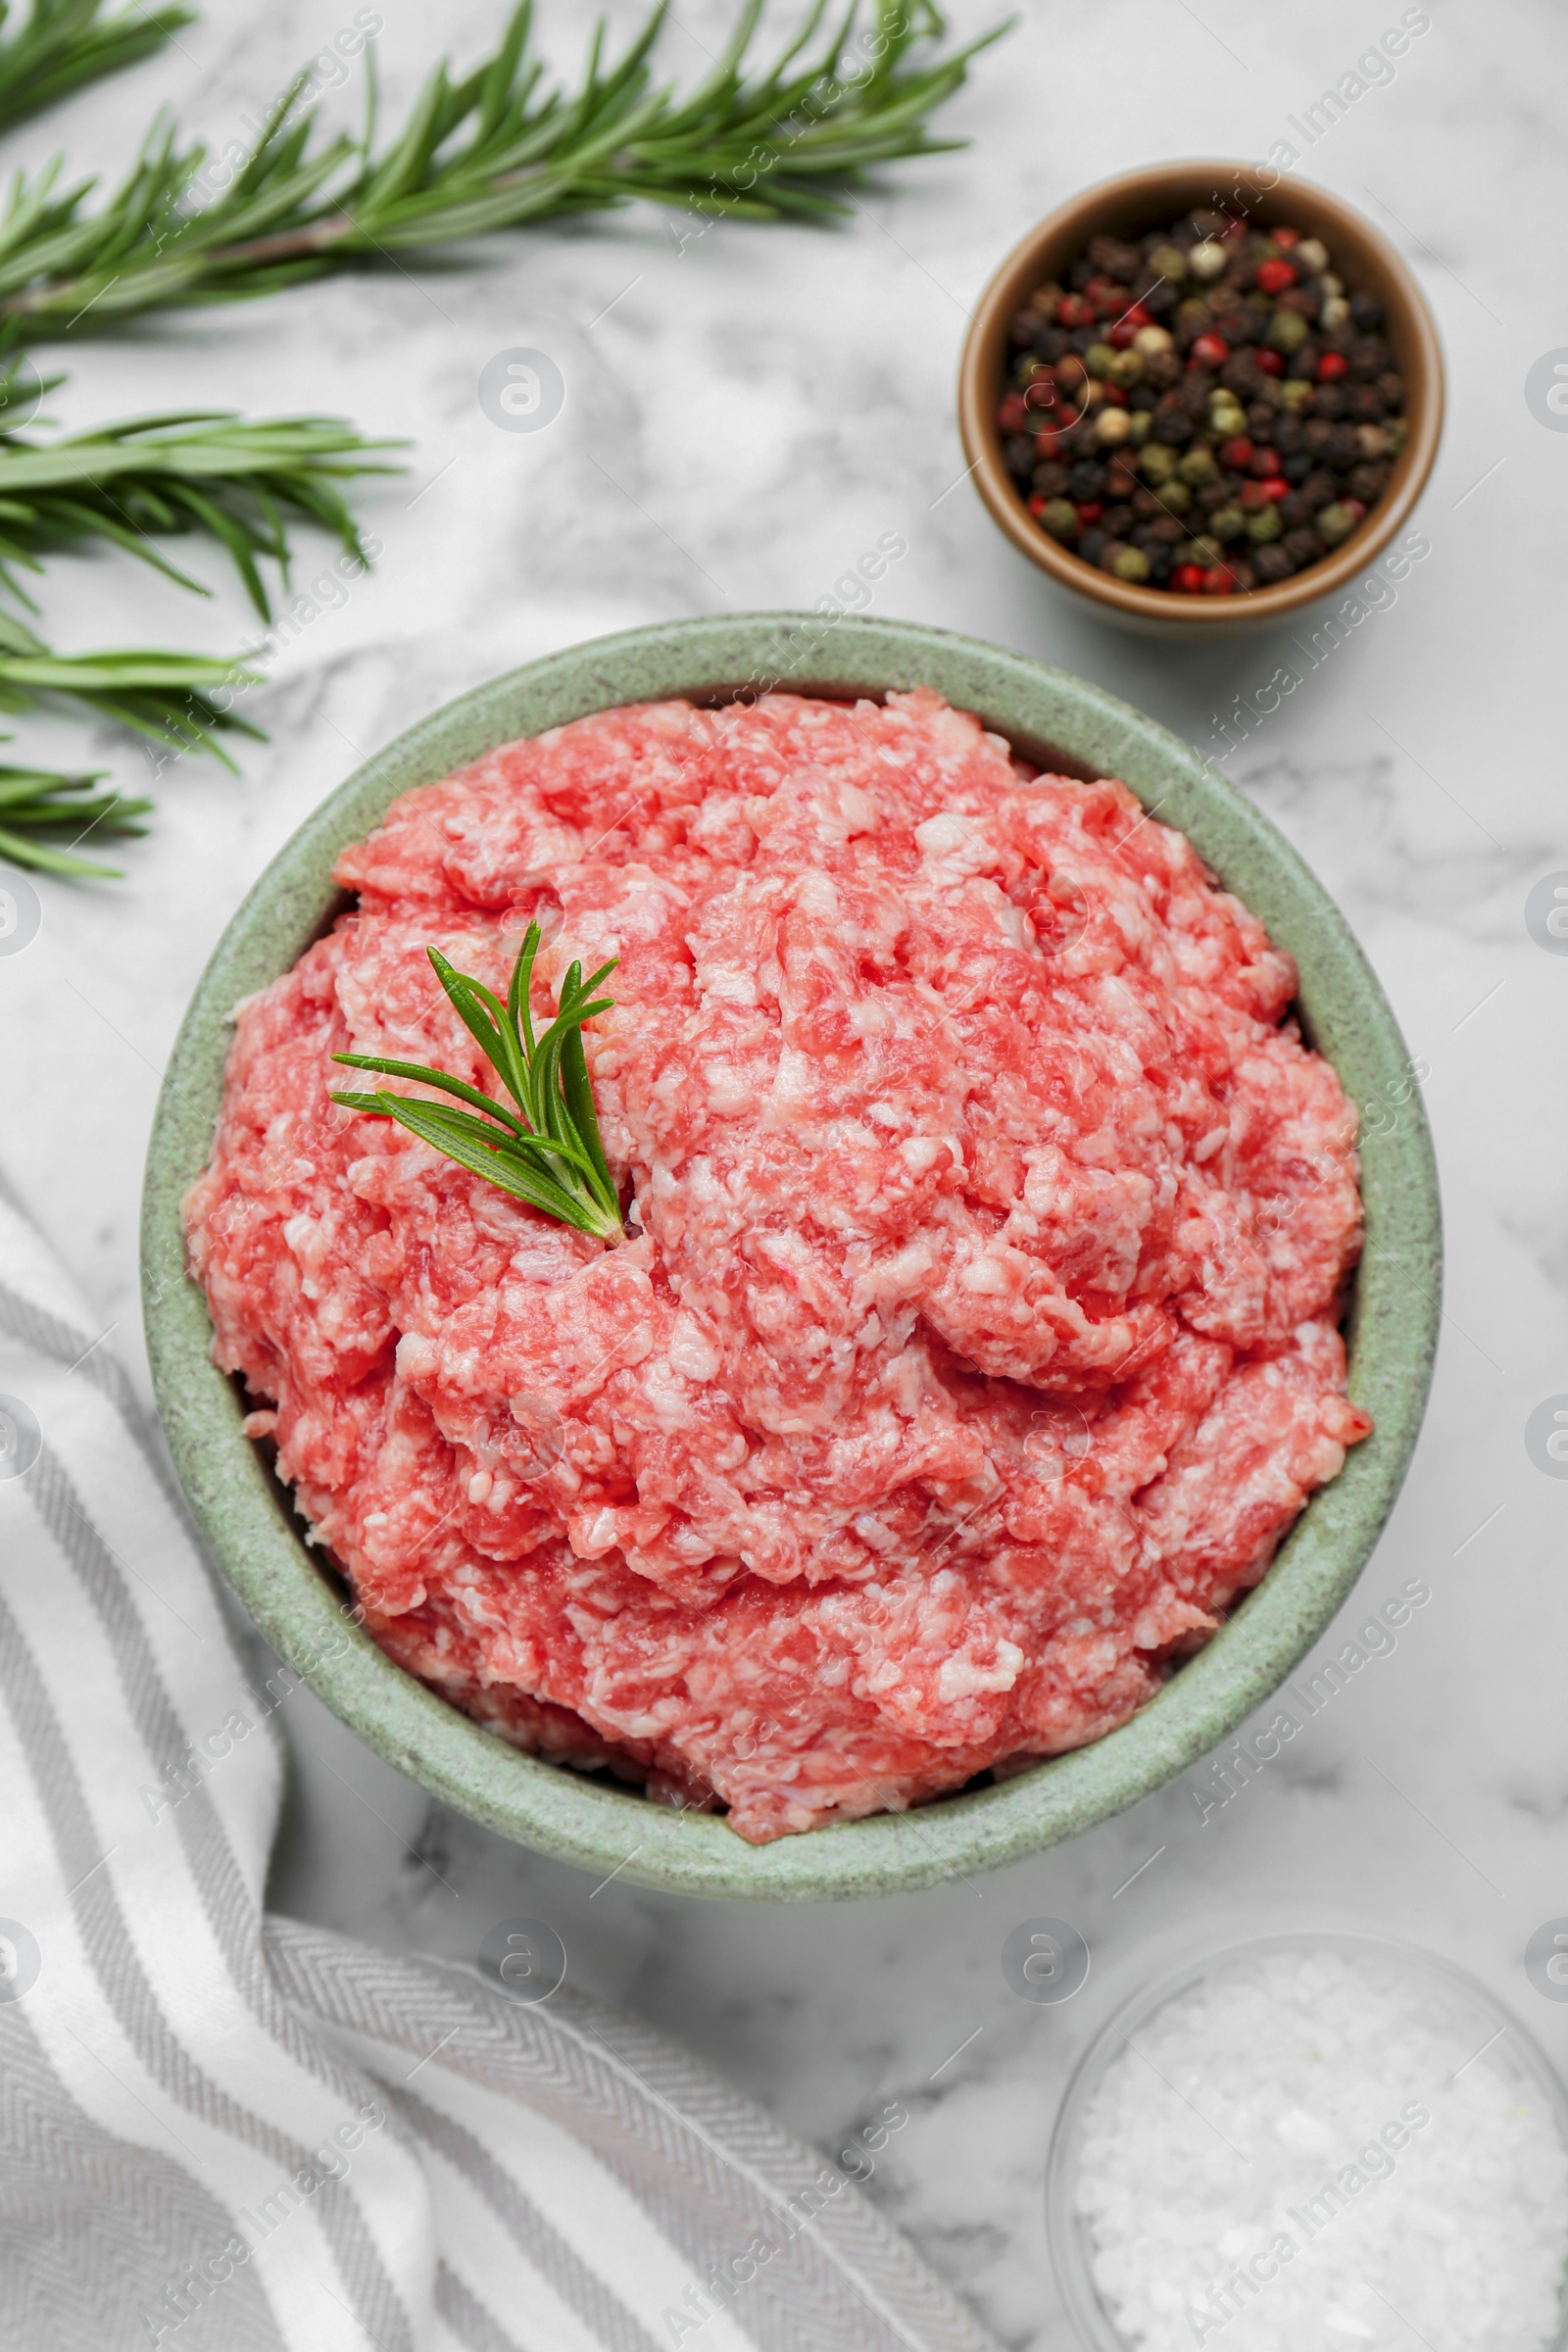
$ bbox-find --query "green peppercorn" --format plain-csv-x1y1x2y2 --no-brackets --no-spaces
1109,544,1152,583
1106,347,1146,388
1209,506,1248,542
1040,498,1080,541
1175,298,1211,340
1148,243,1188,284
1126,411,1152,446
1246,506,1283,544
1189,535,1223,567
1157,477,1193,514
1314,501,1357,545
1140,442,1177,482
1279,379,1315,411
1387,417,1409,453
1177,446,1218,487
1266,310,1310,355
1085,342,1116,378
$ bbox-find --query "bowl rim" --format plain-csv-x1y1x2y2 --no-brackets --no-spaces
1044,1926,1568,2351
956,161,1446,628
140,611,1442,1903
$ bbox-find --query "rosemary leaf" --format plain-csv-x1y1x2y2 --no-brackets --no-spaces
0,750,151,875
0,2,1004,344
331,925,624,1241
0,0,196,138
0,607,262,764
0,411,405,616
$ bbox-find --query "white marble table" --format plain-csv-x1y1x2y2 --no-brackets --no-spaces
5,0,1567,2340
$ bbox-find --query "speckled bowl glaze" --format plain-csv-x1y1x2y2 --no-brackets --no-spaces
142,614,1441,1902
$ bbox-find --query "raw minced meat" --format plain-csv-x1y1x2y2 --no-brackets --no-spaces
185,688,1370,1841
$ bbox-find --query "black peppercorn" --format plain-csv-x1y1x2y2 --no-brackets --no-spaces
1090,234,1145,282
1348,461,1390,502
995,207,1408,598
1282,525,1325,566
1222,353,1265,398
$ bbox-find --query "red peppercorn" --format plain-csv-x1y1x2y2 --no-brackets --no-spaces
1057,293,1093,328
1272,225,1300,249
1173,564,1206,594
1219,435,1254,470
1248,446,1279,476
1200,566,1236,595
1315,351,1348,381
1255,257,1298,294
1255,349,1285,376
1028,494,1048,516
1259,475,1290,503
1024,379,1059,411
1190,332,1229,368
999,393,1030,432
1034,428,1061,458
1107,305,1151,349
1239,480,1272,513
1075,502,1103,525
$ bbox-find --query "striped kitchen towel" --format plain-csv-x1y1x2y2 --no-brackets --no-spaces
0,1178,999,2352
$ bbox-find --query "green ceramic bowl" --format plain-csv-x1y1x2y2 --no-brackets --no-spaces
142,613,1441,1903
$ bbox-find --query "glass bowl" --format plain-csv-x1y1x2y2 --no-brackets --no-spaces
1046,1930,1568,2352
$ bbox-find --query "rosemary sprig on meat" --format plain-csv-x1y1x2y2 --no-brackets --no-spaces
331,922,623,1242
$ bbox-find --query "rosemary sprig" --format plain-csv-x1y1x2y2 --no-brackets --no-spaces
0,1,1003,343
331,923,623,1242
0,745,149,874
0,0,194,138
0,410,405,617
0,605,262,762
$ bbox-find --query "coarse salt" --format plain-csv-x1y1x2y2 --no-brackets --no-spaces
1073,1941,1568,2352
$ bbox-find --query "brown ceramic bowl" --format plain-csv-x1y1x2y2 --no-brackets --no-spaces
957,163,1444,632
